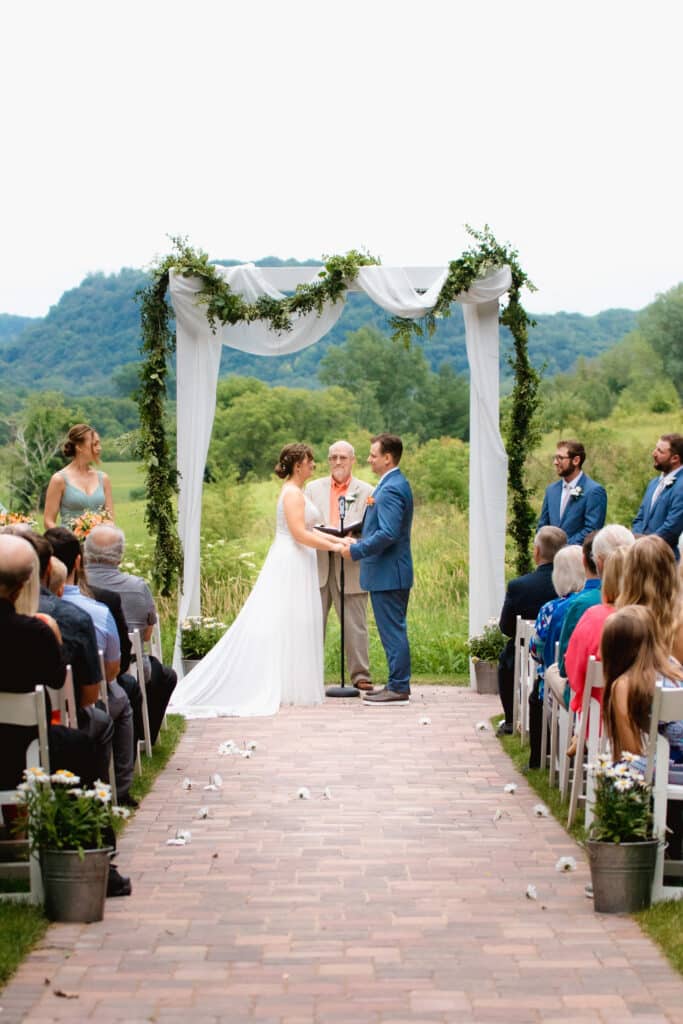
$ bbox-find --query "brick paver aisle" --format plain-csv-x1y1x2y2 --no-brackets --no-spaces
3,686,683,1023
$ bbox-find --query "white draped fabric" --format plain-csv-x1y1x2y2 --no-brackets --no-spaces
169,262,512,679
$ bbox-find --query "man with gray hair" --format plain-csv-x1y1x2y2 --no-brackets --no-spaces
84,524,176,742
305,440,374,691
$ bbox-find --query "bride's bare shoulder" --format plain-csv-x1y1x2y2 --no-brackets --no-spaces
280,483,303,502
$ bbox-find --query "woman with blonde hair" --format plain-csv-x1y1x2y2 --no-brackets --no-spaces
43,424,113,530
617,535,683,663
601,604,683,764
565,546,630,714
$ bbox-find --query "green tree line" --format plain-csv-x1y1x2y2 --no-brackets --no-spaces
0,261,637,395
2,281,682,514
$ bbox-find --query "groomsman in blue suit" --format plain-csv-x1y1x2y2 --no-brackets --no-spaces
537,439,607,544
343,434,413,704
632,433,683,559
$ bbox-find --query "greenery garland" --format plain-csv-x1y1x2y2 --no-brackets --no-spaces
390,225,539,574
137,229,538,593
136,240,378,593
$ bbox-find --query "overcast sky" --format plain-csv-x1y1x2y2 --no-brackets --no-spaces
2,0,681,318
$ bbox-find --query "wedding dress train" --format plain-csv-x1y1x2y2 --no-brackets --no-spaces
170,490,325,717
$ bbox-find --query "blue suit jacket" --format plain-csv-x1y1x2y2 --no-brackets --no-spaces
632,472,683,557
537,473,607,544
350,469,413,592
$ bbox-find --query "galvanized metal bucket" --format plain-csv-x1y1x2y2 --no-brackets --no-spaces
586,839,658,913
41,847,112,923
473,660,499,695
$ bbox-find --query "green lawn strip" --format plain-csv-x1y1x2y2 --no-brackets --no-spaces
0,714,186,989
493,716,683,974
0,903,48,987
636,901,683,976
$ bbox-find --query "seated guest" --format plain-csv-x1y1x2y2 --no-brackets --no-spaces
0,534,96,788
84,525,177,743
497,526,567,735
530,545,586,689
601,605,683,764
43,527,136,807
563,524,635,713
47,556,67,596
545,532,602,708
21,532,115,785
565,546,629,715
616,535,683,663
46,528,144,760
527,544,585,767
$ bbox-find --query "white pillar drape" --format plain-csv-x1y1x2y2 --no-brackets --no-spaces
169,262,512,677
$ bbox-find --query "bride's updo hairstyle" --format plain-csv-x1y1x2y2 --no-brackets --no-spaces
274,443,314,479
63,423,94,458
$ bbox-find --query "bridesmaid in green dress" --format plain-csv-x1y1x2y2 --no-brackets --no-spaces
43,423,114,530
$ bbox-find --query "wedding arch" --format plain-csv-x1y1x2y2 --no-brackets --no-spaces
137,228,539,674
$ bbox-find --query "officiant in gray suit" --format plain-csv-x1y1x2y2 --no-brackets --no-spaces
305,440,374,691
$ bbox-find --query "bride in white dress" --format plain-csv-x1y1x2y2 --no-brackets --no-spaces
170,443,347,717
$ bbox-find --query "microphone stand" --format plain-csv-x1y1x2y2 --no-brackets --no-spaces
326,496,360,699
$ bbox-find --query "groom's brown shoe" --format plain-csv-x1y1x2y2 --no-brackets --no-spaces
362,687,410,704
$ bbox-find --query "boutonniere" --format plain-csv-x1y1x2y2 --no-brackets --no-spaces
366,496,375,507
569,485,583,501
345,491,358,507
664,477,676,489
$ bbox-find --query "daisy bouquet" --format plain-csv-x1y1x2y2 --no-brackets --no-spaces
588,753,653,843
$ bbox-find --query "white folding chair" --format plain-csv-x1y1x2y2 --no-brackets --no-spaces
645,683,683,903
540,657,553,772
547,643,566,784
97,652,118,803
129,629,153,765
567,656,606,828
512,617,535,743
46,665,78,729
0,686,50,904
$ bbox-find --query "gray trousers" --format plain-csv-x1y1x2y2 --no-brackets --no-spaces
101,680,134,799
320,571,371,684
78,703,114,784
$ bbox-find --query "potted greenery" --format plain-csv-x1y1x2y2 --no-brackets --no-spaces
180,615,228,675
466,620,506,694
13,767,129,922
585,753,658,913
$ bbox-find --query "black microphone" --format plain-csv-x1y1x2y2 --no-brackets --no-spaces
338,496,346,522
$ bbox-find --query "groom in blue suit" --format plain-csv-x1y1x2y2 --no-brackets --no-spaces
537,439,607,545
632,433,683,559
343,434,413,704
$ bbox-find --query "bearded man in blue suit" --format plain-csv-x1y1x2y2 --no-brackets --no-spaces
632,433,683,559
343,434,413,704
537,439,607,545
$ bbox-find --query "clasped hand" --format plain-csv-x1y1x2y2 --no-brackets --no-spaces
337,536,353,559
